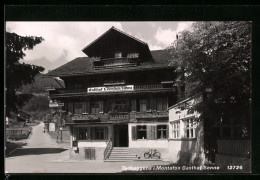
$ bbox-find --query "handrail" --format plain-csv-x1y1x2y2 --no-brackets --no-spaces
103,140,113,160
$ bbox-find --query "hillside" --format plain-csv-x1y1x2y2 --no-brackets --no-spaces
18,73,65,94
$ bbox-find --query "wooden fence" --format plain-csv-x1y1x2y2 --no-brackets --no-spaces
217,139,250,157
6,128,31,140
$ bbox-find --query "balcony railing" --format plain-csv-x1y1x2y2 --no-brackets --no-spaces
135,111,168,119
135,84,163,90
49,84,170,97
72,114,99,121
50,88,88,95
109,112,129,121
93,57,138,69
217,140,250,157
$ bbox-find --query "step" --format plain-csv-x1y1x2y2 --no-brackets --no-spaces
108,157,138,159
109,155,137,158
104,159,134,162
111,150,129,152
110,151,129,154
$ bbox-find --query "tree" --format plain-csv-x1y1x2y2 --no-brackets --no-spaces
168,21,251,161
22,95,50,112
6,32,45,115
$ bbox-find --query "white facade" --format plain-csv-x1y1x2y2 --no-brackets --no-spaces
168,97,205,165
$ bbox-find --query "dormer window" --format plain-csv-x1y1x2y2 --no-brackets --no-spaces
115,52,122,58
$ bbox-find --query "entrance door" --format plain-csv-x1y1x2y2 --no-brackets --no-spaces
114,125,128,147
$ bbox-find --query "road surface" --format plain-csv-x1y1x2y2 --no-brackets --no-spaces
5,122,169,173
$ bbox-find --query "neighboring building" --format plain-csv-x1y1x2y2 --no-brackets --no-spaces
168,96,205,165
46,27,178,161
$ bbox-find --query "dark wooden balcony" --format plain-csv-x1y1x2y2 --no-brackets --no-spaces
93,57,138,69
109,112,129,121
135,111,168,119
68,111,168,123
49,84,172,98
71,114,99,121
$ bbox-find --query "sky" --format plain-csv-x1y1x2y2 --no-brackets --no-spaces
6,21,193,73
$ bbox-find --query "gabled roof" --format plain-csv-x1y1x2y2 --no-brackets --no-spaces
46,50,174,77
82,26,148,52
81,26,152,60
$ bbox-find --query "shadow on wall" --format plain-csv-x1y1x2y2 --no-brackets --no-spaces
176,119,205,166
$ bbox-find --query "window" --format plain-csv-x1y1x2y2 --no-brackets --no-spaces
137,125,147,139
172,121,180,139
156,98,168,111
79,128,90,140
110,100,128,112
90,101,99,114
74,102,83,114
140,99,147,112
115,52,122,58
184,118,197,138
79,127,108,140
95,127,105,140
157,125,167,139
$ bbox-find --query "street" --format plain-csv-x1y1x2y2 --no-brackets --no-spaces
5,122,169,173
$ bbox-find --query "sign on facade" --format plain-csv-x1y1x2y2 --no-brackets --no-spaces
49,101,64,107
87,85,134,93
49,123,55,131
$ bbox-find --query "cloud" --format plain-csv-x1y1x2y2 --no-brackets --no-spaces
155,27,177,47
6,22,123,65
6,21,192,72
155,22,193,48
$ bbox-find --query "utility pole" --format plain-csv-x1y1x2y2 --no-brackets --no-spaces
60,108,63,142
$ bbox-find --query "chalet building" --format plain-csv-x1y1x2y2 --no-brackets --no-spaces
46,27,180,161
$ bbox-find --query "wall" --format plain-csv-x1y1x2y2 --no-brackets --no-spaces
168,97,205,165
69,124,113,160
128,122,169,160
168,123,205,165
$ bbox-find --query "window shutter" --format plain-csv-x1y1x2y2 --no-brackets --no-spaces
162,98,168,111
82,101,86,113
131,99,136,111
151,126,156,140
99,101,103,113
147,126,151,140
136,99,140,112
146,98,151,111
90,127,95,140
68,102,73,114
154,126,157,140
150,98,156,111
132,126,137,140
157,98,162,111
86,100,90,113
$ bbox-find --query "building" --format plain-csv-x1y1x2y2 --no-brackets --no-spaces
168,96,205,165
46,27,179,161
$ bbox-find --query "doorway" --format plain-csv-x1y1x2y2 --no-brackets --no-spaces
114,124,129,147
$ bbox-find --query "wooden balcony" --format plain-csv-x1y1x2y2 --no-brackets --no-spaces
71,114,99,121
217,139,250,157
135,111,168,119
109,112,129,121
68,111,168,123
49,84,172,98
93,57,138,69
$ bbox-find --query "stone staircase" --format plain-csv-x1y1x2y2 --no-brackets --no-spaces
104,147,138,162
